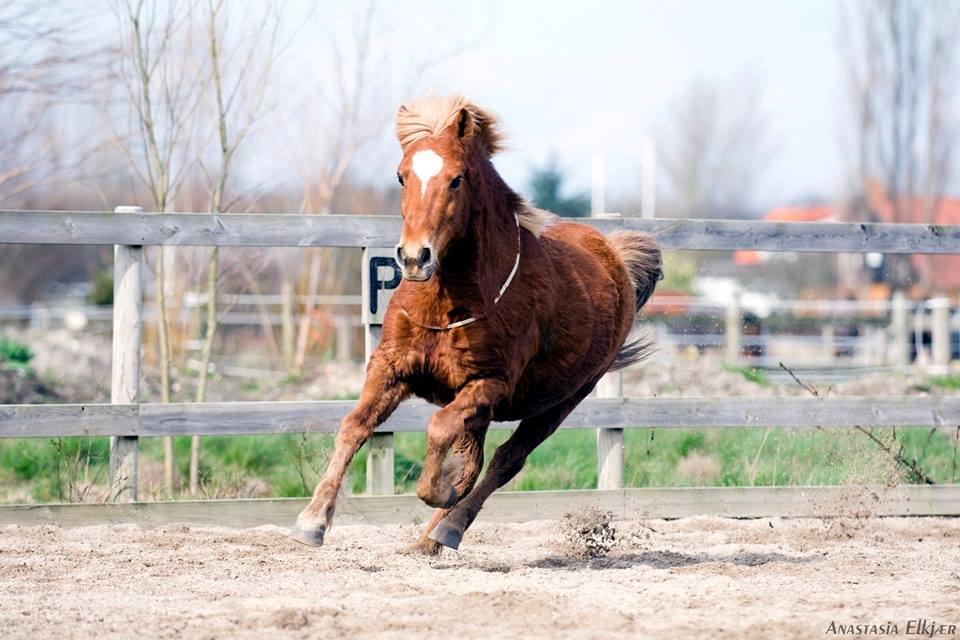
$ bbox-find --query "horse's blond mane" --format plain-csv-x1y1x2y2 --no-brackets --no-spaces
396,95,505,156
517,204,556,238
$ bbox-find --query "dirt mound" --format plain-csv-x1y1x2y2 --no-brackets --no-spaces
559,507,617,558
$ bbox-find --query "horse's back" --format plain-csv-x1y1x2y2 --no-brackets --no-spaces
541,220,628,285
501,220,636,418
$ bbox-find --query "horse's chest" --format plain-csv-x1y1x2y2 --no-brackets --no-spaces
407,334,480,398
424,341,473,387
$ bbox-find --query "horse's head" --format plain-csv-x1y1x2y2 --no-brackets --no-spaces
394,121,468,281
393,96,503,281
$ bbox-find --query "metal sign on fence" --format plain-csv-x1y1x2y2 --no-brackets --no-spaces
362,247,402,326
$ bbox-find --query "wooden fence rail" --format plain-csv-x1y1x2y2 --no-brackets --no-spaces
2,209,960,511
3,485,959,528
3,396,959,438
3,210,960,252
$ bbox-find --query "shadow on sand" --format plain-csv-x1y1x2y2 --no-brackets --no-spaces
526,549,821,571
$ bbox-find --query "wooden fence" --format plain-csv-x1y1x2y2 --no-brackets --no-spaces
2,209,959,518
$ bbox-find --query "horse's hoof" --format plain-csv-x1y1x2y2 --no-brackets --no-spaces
400,538,443,556
288,523,325,547
428,520,463,550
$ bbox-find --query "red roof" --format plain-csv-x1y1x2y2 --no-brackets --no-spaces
865,180,960,225
863,182,960,291
735,193,960,292
734,205,838,265
763,205,837,223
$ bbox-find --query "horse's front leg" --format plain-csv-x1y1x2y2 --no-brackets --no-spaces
290,364,408,546
415,379,506,509
406,425,488,555
429,387,591,551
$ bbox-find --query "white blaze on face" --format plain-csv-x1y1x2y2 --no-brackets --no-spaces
411,149,443,198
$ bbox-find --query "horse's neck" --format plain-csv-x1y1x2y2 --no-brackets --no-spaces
431,209,515,312
474,198,519,302
421,202,517,325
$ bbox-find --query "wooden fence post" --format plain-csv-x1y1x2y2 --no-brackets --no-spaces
891,291,910,366
591,211,624,490
363,322,394,495
930,297,952,374
110,205,143,501
724,293,741,364
595,372,624,490
362,247,399,495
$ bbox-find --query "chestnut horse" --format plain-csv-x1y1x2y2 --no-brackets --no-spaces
291,96,661,554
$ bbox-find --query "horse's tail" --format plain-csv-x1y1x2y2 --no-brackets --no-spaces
607,231,663,371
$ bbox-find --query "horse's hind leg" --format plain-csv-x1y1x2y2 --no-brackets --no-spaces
429,391,587,550
406,426,487,555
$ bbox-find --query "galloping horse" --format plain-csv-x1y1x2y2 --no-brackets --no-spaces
291,96,662,554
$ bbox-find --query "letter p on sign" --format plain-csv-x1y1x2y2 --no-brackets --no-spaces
362,247,402,326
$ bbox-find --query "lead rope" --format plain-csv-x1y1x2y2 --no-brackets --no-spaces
400,213,521,331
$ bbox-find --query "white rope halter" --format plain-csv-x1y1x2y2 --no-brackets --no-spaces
400,213,521,331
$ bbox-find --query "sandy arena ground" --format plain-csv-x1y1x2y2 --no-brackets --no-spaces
2,516,959,639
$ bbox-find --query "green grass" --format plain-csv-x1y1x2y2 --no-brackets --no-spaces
2,425,958,503
0,336,33,371
929,375,960,391
0,436,110,501
720,364,769,386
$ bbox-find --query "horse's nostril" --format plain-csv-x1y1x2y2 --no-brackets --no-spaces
395,245,405,265
418,247,432,266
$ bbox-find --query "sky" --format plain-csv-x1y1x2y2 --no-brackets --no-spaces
364,0,847,213
73,0,851,215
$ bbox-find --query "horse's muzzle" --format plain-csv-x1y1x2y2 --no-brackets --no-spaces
401,264,436,281
396,242,437,281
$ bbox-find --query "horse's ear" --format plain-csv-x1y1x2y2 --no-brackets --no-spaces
456,107,474,140
457,103,504,155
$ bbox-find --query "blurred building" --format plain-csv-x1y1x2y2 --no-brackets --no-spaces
734,186,960,298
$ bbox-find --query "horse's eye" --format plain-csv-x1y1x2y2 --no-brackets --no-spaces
450,175,463,189
397,173,405,187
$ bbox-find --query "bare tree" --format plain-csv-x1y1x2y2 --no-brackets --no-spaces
188,0,282,495
0,1,105,203
283,1,473,373
285,2,380,375
0,3,110,297
108,0,207,496
841,0,960,288
658,72,775,218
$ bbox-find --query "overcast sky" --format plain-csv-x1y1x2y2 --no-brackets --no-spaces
187,0,853,214
350,0,846,213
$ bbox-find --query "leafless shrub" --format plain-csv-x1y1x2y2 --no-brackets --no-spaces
658,70,776,218
52,438,109,503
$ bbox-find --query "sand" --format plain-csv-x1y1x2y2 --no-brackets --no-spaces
2,516,959,639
